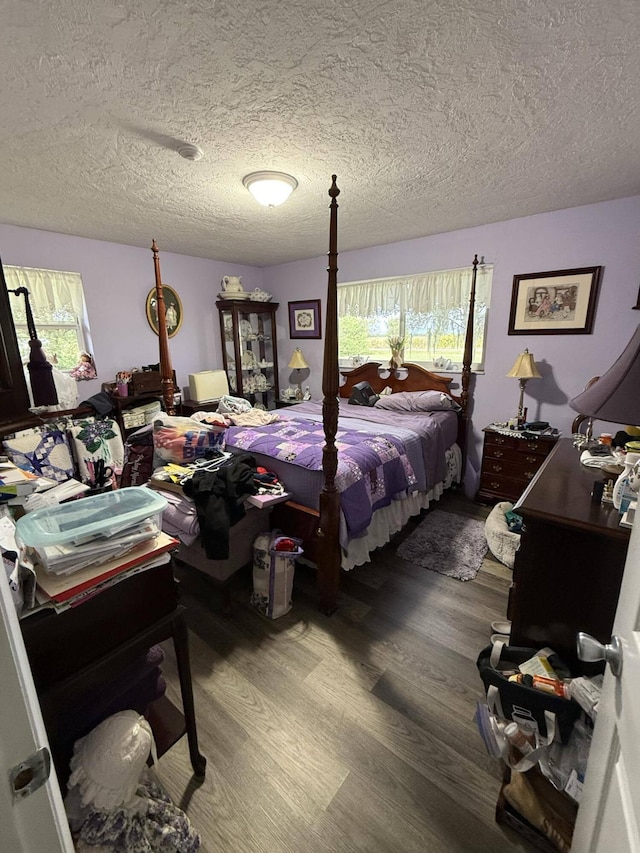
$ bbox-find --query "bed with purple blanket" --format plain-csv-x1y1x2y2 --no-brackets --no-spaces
225,379,463,572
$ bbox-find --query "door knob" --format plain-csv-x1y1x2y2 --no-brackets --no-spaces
576,632,623,677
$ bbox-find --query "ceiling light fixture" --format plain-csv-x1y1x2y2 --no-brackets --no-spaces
243,171,298,207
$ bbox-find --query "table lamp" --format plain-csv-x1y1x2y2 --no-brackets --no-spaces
288,348,309,400
506,348,541,424
569,324,640,429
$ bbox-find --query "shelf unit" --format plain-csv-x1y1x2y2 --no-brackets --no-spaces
217,299,280,409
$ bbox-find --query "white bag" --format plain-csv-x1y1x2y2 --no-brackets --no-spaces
251,531,303,619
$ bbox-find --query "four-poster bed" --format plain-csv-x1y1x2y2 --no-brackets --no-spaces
151,176,478,615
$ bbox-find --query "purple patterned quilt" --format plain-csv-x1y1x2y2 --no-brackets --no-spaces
227,417,417,538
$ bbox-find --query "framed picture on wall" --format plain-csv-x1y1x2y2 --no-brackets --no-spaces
288,299,322,339
146,285,183,338
508,266,603,335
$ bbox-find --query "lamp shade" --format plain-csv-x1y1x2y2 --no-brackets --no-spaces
506,349,542,380
569,324,640,424
288,348,309,370
243,171,298,207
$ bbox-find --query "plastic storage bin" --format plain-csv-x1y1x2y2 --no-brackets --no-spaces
16,487,168,547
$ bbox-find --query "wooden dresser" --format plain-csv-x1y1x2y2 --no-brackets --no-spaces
476,425,559,503
509,438,631,671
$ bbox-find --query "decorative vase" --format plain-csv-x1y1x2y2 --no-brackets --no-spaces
389,349,403,370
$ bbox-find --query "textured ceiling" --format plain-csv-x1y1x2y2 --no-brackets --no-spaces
2,0,640,267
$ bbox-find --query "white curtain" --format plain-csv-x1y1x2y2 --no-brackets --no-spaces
5,265,91,348
337,264,492,316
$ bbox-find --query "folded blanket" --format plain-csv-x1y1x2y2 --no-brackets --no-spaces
230,410,280,427
153,488,200,544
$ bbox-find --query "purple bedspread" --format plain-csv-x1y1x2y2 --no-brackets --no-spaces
227,403,455,538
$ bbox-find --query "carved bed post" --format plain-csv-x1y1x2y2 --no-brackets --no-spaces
151,239,176,415
318,175,341,615
459,253,478,476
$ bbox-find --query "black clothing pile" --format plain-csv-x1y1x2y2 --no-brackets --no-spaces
182,452,257,559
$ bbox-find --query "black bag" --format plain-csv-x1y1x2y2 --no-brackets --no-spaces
477,644,581,743
348,381,379,407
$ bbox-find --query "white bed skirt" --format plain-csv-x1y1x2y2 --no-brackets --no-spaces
340,443,462,571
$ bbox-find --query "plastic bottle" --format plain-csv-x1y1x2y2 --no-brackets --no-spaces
613,451,640,510
508,672,571,698
503,722,534,754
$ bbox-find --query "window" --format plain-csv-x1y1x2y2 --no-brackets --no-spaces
5,265,94,372
338,263,492,371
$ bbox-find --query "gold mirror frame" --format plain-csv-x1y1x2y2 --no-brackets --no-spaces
145,284,183,338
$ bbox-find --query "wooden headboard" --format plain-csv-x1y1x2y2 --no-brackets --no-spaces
338,362,460,407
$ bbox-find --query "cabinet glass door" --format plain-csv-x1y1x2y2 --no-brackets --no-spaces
218,300,280,409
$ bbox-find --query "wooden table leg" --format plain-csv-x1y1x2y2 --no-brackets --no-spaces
171,609,207,779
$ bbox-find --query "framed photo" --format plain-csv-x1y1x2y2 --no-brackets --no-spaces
146,285,183,338
508,266,602,335
288,299,322,339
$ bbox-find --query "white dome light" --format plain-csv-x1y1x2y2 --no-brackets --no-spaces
242,171,298,207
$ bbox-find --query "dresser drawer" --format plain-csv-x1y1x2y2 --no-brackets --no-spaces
478,472,528,503
477,427,558,503
484,432,550,456
481,455,543,482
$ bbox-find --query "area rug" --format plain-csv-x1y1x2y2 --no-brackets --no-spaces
396,509,488,581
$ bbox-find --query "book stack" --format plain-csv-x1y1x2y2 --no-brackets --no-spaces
16,487,177,613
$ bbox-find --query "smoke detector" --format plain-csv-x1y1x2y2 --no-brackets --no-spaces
177,143,204,162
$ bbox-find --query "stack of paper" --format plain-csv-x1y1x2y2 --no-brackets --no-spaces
20,479,90,512
0,461,39,502
35,518,163,575
31,531,178,606
15,487,177,613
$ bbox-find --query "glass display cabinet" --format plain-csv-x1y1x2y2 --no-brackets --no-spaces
216,299,280,409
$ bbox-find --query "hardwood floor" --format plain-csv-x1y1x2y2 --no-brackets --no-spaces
158,492,537,852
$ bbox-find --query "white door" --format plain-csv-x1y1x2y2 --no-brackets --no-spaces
0,570,74,852
571,515,640,852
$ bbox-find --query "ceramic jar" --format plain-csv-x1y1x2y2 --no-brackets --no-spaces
252,288,271,302
222,275,243,293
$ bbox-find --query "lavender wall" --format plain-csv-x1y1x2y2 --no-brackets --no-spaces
0,224,262,399
264,195,640,492
3,195,639,496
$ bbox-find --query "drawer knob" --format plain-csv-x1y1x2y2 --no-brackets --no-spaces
526,442,539,451
490,481,500,489
494,450,504,458
525,470,535,479
526,455,537,463
491,464,503,472
495,437,506,445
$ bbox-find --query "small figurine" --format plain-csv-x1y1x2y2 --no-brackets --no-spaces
69,352,97,381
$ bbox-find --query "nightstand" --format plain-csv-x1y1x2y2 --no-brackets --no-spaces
180,398,220,416
476,425,559,503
